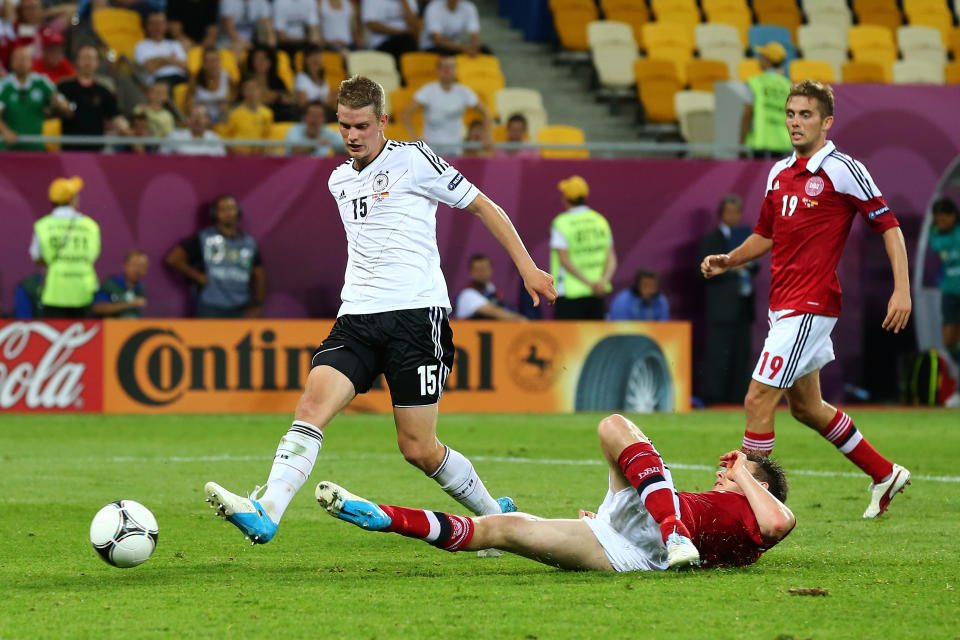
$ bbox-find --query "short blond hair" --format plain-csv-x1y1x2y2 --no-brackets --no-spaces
337,75,385,120
788,80,835,118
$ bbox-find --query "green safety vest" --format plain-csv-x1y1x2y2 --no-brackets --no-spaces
746,71,793,153
550,207,613,299
34,212,101,307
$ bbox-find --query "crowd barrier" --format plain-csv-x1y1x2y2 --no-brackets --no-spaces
0,319,691,414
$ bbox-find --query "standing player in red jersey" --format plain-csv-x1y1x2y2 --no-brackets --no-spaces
315,414,796,572
701,80,912,518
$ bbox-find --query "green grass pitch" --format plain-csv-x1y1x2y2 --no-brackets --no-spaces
1,410,958,639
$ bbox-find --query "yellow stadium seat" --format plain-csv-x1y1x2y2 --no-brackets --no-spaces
686,58,730,91
903,0,950,13
383,120,410,142
187,47,241,83
737,57,761,80
322,51,346,91
555,8,597,51
605,8,650,48
400,51,440,86
945,61,960,84
651,0,698,14
654,7,702,29
849,25,897,65
92,7,144,60
275,49,295,91
550,0,596,10
388,87,423,138
460,78,501,119
949,27,960,59
266,121,295,154
703,8,751,44
172,82,189,112
642,22,696,81
42,118,60,152
906,8,953,42
841,60,893,83
854,2,903,33
634,58,683,122
601,0,650,15
455,54,503,78
702,0,749,13
754,1,803,41
537,125,588,158
788,59,837,82
491,124,508,143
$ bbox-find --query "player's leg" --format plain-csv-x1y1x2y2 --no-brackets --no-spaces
595,414,699,568
786,371,910,517
742,379,784,454
315,481,612,570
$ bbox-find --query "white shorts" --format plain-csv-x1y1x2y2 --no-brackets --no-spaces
753,309,837,389
582,473,668,572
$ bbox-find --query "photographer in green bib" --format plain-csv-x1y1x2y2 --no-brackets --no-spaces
28,176,101,318
740,42,792,159
549,176,617,320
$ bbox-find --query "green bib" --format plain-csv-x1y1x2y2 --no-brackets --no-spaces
746,72,793,153
34,213,101,307
550,208,613,299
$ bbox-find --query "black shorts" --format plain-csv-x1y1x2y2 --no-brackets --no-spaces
311,307,455,407
943,293,960,324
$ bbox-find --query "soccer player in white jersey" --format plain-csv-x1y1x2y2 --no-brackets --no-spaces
205,75,557,545
701,80,912,518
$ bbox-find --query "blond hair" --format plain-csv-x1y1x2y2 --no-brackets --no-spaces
337,75,385,120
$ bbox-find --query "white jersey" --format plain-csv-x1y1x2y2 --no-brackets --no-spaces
328,139,480,316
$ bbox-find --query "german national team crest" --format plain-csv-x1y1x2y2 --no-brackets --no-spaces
805,176,825,196
373,172,389,192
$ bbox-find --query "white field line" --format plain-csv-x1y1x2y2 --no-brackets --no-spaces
91,452,960,484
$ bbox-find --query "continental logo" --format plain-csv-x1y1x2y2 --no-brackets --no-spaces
115,327,318,406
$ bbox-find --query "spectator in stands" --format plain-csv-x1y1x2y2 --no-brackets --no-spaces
31,26,73,83
362,0,419,61
9,0,58,64
186,46,236,124
219,0,276,55
166,0,219,50
59,45,130,152
122,112,158,153
453,254,526,320
133,80,175,138
699,194,758,406
245,45,297,121
608,269,669,321
294,45,336,112
272,0,322,55
930,197,960,367
166,104,227,155
284,99,342,156
402,55,491,154
462,117,492,157
421,0,487,56
223,77,273,154
318,0,363,52
14,272,44,318
741,42,791,158
497,112,539,159
165,194,266,318
29,176,101,318
0,45,69,151
134,11,189,86
550,175,617,320
93,250,149,318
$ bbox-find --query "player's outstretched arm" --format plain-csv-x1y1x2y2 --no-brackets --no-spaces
881,226,911,334
720,451,795,545
465,193,557,307
701,233,772,279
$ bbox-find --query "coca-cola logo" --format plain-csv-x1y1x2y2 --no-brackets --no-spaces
0,321,103,411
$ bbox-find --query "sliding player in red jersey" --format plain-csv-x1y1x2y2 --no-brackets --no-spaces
701,80,912,518
316,414,795,572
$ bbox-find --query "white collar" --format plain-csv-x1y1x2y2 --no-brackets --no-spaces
784,140,835,173
50,205,82,218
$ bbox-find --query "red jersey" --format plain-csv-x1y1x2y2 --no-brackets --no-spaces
753,140,899,317
678,490,781,567
33,58,75,84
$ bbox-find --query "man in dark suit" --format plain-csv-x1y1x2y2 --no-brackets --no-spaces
699,194,758,405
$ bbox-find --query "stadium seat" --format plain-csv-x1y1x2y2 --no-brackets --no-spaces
945,61,960,84
400,51,440,87
321,51,346,90
737,57,762,80
696,23,745,77
187,47,241,83
388,87,422,139
604,7,650,48
753,1,803,41
537,125,588,158
92,7,143,60
797,25,848,79
267,122,295,154
686,58,730,91
701,0,750,13
495,88,548,137
634,58,683,122
455,54,503,77
593,43,640,89
588,20,637,50
898,26,947,64
347,50,397,76
905,8,954,42
854,1,903,34
461,77,502,118
651,0,702,28
642,23,696,81
849,25,898,66
42,118,60,152
275,50,295,91
172,82,188,113
893,59,945,84
673,90,715,149
550,0,596,10
748,25,798,62
841,60,892,83
701,8,751,45
902,0,950,14
788,59,836,82
554,7,598,51
803,0,852,28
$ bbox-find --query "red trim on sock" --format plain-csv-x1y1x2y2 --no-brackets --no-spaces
618,442,687,542
742,430,775,454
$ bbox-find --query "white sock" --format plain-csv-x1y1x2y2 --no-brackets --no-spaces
259,421,323,522
429,446,501,515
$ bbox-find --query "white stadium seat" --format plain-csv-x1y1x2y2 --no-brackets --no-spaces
898,25,948,65
893,59,945,84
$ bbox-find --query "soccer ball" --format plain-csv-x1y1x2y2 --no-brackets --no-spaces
89,500,159,568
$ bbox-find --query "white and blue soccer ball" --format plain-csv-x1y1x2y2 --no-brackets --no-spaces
90,500,159,568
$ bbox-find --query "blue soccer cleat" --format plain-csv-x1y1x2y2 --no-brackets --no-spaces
205,482,278,545
315,481,392,531
496,496,518,514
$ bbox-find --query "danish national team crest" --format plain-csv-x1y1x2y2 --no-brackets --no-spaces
805,176,825,197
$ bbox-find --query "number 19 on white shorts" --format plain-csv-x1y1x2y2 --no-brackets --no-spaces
753,309,837,389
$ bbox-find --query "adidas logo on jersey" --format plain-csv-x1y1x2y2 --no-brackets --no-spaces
338,190,346,200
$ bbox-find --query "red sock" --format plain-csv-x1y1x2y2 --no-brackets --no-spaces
379,505,475,552
820,410,893,483
618,442,690,543
742,430,775,455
